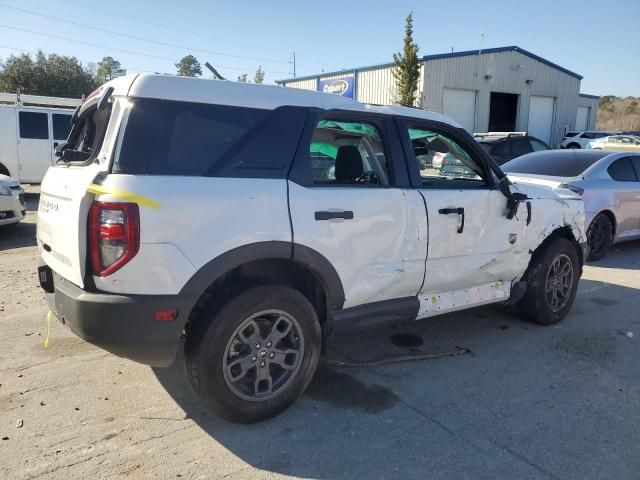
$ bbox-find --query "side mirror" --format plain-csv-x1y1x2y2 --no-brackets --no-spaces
54,142,67,158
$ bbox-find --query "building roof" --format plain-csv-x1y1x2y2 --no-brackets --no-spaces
579,93,600,99
276,45,583,84
89,73,461,127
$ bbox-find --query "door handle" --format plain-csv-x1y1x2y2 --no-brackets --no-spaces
438,207,465,233
53,142,59,149
314,211,354,221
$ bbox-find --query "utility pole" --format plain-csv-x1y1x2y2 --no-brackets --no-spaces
289,52,296,78
204,62,225,80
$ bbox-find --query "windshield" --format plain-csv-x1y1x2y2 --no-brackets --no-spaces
503,150,609,177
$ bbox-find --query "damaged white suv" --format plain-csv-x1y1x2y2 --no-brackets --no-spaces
37,75,587,423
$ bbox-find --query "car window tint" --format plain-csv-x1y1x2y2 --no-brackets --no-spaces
52,114,73,140
581,132,595,139
503,151,608,177
608,158,638,181
406,126,483,183
490,141,509,156
511,139,533,157
308,120,389,186
630,157,640,179
19,111,49,139
530,139,549,151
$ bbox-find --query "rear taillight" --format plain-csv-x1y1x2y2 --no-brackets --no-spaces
89,202,140,277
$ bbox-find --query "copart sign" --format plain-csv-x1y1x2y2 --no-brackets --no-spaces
318,75,354,99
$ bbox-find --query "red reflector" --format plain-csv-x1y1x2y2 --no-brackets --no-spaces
99,223,125,240
154,309,178,321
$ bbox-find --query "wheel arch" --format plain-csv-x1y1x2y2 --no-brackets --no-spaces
589,209,617,239
179,241,345,339
529,225,584,271
0,162,11,177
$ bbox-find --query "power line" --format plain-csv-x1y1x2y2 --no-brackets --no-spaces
58,0,294,60
0,35,290,76
0,3,291,66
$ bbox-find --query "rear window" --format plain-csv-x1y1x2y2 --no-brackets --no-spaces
19,111,49,139
52,113,73,140
64,106,110,160
564,132,577,138
114,99,305,177
503,151,608,177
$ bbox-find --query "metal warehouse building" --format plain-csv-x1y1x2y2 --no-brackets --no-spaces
277,46,599,147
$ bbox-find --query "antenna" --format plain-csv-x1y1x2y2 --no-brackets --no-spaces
204,62,225,80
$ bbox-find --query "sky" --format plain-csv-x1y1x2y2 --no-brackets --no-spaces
0,0,638,96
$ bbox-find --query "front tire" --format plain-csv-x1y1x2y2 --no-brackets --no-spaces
516,238,580,325
184,285,321,423
587,213,613,261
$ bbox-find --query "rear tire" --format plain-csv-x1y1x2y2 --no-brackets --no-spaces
184,285,321,423
587,214,613,261
567,143,581,149
516,238,580,325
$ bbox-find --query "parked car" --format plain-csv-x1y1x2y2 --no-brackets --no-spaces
589,135,640,152
37,74,587,423
503,149,640,260
0,173,25,226
0,92,79,183
560,131,614,149
474,133,551,165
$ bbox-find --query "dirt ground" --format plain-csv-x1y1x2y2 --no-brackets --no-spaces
1,195,639,479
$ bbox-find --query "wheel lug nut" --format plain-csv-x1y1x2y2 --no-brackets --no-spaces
260,361,265,367
255,343,261,349
269,352,274,358
266,341,272,347
251,356,257,362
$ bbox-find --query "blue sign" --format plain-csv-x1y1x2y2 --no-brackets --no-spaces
318,75,354,99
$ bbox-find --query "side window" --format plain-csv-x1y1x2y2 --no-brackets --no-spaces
19,111,49,139
308,119,389,185
407,125,484,183
52,114,73,141
512,138,533,157
608,158,637,182
490,141,509,157
530,139,549,151
609,137,620,144
581,132,595,139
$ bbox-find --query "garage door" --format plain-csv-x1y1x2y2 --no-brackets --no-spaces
576,107,589,131
443,89,476,133
527,96,555,144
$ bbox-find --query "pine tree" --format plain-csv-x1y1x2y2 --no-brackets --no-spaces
392,13,421,107
237,74,248,83
175,55,202,77
254,66,265,84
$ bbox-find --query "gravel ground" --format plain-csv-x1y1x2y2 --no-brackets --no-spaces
1,195,639,480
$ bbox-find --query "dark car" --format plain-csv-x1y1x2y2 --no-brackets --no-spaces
474,134,551,165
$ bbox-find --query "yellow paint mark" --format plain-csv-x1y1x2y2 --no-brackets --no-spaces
87,184,161,210
44,311,51,349
431,296,437,304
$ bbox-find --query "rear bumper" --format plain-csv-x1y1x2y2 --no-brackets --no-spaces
0,193,25,225
39,261,196,367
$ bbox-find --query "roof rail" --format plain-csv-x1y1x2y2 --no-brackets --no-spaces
0,92,81,108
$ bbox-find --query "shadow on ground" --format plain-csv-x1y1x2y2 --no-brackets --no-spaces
153,275,640,479
588,239,640,270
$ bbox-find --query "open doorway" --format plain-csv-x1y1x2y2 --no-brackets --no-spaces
488,92,518,131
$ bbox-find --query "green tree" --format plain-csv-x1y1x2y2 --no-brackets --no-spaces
94,56,126,84
254,66,265,84
392,13,421,107
175,55,202,77
0,51,95,97
237,73,248,83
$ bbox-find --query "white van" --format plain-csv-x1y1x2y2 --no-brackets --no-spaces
0,93,81,183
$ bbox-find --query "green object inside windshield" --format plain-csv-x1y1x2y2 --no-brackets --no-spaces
310,142,338,158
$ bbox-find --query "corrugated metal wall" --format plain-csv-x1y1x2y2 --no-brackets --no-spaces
356,64,425,106
422,50,581,147
282,77,317,91
578,95,599,130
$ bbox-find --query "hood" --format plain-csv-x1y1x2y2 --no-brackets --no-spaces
508,175,581,201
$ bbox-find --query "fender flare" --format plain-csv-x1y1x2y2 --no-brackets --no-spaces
179,241,346,312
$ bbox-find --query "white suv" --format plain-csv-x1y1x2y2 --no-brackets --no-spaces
37,75,587,423
560,131,615,149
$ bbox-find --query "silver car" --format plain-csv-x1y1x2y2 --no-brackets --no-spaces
502,150,640,260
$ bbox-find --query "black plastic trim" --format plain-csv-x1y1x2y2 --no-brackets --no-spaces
331,296,419,333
